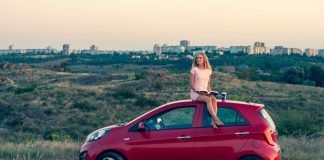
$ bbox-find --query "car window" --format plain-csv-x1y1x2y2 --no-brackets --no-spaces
202,106,248,127
145,106,196,131
259,108,276,131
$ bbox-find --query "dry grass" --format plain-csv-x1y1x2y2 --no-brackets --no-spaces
0,140,81,160
280,135,324,160
0,135,323,160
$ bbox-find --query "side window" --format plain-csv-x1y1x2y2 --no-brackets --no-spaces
202,106,248,127
145,106,196,131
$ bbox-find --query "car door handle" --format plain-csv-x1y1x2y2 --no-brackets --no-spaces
177,136,191,140
234,132,250,135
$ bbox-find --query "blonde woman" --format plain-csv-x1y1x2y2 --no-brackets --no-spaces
190,52,224,128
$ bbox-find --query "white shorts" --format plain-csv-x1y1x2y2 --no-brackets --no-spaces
190,89,200,101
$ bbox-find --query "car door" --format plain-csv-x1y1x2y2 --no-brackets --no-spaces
194,105,250,160
128,105,197,160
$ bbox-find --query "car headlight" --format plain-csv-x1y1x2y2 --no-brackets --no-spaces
86,129,111,142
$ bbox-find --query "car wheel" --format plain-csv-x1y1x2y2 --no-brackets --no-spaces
240,155,262,160
97,152,125,160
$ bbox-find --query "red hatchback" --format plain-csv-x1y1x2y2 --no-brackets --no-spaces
80,100,281,160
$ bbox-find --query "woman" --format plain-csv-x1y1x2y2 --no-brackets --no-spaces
190,52,223,128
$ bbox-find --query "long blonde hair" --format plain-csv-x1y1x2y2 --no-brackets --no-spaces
192,52,212,70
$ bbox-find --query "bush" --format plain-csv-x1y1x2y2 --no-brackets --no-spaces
112,85,137,99
43,130,71,141
71,100,98,112
134,71,147,80
14,85,37,94
135,94,159,107
277,109,321,135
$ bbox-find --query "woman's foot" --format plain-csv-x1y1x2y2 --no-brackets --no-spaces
215,117,224,126
211,121,218,129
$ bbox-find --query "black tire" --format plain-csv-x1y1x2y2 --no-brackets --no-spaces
97,152,125,160
240,155,262,160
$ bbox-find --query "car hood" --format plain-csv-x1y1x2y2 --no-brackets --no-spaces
96,123,125,132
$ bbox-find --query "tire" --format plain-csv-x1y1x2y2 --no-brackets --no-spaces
97,152,125,160
240,155,262,160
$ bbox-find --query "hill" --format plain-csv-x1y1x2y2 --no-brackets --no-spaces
0,62,323,141
0,54,323,159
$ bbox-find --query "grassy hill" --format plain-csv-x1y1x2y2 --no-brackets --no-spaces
0,55,323,159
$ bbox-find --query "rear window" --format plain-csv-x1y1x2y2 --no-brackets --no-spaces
259,108,276,131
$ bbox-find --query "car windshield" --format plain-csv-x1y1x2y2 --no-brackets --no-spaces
259,108,276,131
125,104,167,125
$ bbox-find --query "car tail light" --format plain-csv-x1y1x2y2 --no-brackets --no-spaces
264,129,275,146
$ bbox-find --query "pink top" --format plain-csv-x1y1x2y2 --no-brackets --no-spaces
190,67,212,91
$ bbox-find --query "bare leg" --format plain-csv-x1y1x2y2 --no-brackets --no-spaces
211,96,224,125
196,95,218,128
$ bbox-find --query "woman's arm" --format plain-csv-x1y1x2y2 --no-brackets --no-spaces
190,73,195,90
207,75,212,92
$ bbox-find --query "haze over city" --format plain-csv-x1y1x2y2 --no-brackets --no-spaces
1,0,323,50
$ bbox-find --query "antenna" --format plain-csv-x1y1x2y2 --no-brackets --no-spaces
246,88,257,103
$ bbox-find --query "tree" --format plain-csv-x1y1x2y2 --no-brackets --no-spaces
308,65,324,87
283,67,306,84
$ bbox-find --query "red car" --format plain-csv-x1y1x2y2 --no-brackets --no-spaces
80,99,281,160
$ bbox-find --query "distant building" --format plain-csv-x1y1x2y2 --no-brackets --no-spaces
62,44,70,55
230,46,253,54
217,47,230,53
271,46,303,55
161,45,185,53
180,40,190,47
188,46,217,53
9,44,15,50
253,42,270,54
153,44,162,54
305,48,318,56
254,42,265,47
154,40,216,54
25,48,58,54
0,47,58,54
180,40,190,51
230,46,246,54
90,45,98,51
290,48,303,55
271,46,292,55
230,42,270,55
318,49,324,57
0,49,23,54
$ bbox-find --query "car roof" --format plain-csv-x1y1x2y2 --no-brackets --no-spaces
165,99,264,108
126,99,264,126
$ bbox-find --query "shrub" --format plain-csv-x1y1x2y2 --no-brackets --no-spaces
43,130,71,141
71,100,98,112
134,71,147,80
14,85,37,94
135,94,159,107
277,109,320,135
112,85,136,99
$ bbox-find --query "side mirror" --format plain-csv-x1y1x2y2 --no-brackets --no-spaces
138,122,145,131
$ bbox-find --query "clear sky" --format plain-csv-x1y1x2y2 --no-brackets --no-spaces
0,0,323,50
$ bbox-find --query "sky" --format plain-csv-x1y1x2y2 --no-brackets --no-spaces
0,0,323,50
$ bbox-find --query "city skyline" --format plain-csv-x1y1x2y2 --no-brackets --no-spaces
0,0,323,50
